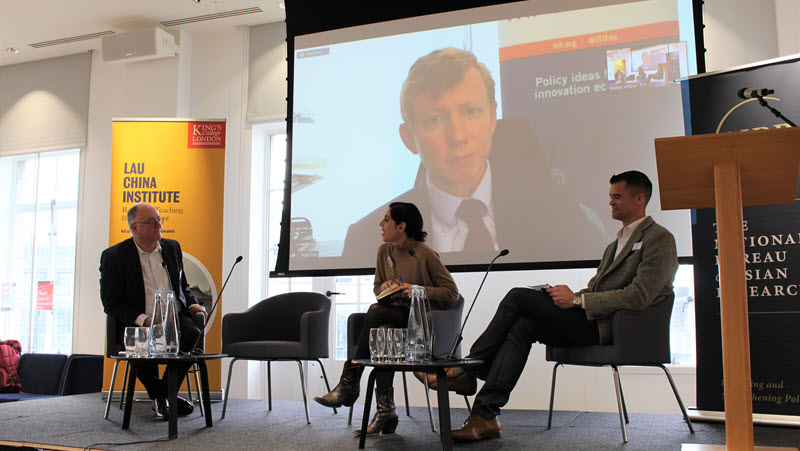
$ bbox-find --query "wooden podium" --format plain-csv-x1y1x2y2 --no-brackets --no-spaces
655,127,800,450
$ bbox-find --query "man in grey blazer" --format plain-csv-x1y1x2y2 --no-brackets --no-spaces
420,170,679,441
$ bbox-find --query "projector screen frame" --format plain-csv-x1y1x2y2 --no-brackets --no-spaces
274,0,706,277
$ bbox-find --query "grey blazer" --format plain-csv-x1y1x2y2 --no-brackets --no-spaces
577,216,678,344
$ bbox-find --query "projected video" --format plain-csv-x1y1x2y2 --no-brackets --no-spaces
286,0,697,273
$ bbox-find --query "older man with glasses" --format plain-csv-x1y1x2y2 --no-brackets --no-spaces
100,202,207,419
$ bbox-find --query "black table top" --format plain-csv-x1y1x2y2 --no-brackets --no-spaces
111,353,227,362
350,357,483,371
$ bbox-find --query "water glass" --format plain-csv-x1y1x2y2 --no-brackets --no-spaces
369,328,385,362
123,327,137,357
135,327,150,358
384,329,396,362
392,328,406,363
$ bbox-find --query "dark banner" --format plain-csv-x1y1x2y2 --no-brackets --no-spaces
683,56,800,415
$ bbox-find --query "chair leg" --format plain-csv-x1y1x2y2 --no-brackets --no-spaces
547,363,561,429
422,372,436,433
315,358,337,415
221,357,240,420
118,361,129,410
611,366,628,443
658,364,695,433
267,361,272,412
104,359,120,419
463,395,471,413
185,368,194,405
402,372,410,416
348,404,354,425
296,360,310,425
194,364,205,417
612,365,629,424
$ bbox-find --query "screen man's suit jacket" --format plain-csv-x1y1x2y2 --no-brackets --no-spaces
578,216,678,344
100,238,199,338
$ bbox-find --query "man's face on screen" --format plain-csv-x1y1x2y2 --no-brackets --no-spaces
400,66,497,197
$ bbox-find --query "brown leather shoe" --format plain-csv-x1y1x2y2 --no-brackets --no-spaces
452,412,501,441
413,368,476,396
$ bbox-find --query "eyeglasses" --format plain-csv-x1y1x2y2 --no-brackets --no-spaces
133,218,163,228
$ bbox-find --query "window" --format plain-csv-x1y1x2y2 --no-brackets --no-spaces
330,276,375,359
670,264,696,365
0,149,81,353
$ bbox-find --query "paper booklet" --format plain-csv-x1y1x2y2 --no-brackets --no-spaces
527,283,552,292
376,282,401,300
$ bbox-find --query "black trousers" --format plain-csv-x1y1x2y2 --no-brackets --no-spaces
353,303,409,391
137,311,202,399
468,288,600,419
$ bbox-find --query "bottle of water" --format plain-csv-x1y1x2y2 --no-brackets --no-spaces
163,291,180,356
149,290,167,356
405,285,430,363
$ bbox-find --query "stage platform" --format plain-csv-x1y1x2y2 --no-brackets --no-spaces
1,393,799,450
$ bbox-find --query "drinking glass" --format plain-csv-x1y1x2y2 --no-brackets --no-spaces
369,328,385,362
123,327,137,357
392,328,406,362
376,328,387,362
384,329,396,362
135,327,150,358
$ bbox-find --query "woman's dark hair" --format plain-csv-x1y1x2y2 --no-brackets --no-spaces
388,202,427,242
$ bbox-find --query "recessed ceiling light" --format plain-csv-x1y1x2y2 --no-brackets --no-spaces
279,2,285,9
6,47,20,53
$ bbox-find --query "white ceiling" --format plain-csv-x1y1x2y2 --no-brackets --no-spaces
0,0,286,67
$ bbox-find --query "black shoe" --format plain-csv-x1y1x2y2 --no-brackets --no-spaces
175,396,195,416
152,397,168,420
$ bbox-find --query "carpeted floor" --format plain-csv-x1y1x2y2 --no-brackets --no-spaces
0,394,798,450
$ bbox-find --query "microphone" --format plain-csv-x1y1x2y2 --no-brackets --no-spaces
162,260,176,294
738,88,774,99
448,249,509,360
407,249,429,291
408,248,435,355
190,255,243,354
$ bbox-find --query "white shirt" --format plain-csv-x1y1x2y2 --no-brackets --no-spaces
426,163,498,252
134,241,172,326
614,216,647,260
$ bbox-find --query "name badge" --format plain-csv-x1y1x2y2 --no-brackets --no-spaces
632,242,642,251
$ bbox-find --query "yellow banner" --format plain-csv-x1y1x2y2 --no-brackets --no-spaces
105,119,226,394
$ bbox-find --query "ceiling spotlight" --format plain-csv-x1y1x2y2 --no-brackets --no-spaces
279,2,285,8
6,47,19,53
192,0,201,3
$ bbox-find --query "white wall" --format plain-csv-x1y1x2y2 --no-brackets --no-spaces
69,0,795,415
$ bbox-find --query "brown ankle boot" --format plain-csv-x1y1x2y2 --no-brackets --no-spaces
314,361,363,408
353,386,399,436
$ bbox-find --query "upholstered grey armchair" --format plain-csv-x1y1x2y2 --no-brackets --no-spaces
221,292,334,424
545,295,694,443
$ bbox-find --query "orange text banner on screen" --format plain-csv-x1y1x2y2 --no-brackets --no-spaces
105,118,226,394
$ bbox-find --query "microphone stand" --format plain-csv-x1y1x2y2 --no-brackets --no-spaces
408,249,435,357
190,255,243,354
751,91,797,127
447,249,509,360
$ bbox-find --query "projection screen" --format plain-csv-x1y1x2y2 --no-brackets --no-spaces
279,0,700,275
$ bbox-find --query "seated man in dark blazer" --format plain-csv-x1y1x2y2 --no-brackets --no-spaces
418,171,679,441
342,47,604,266
100,202,207,419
